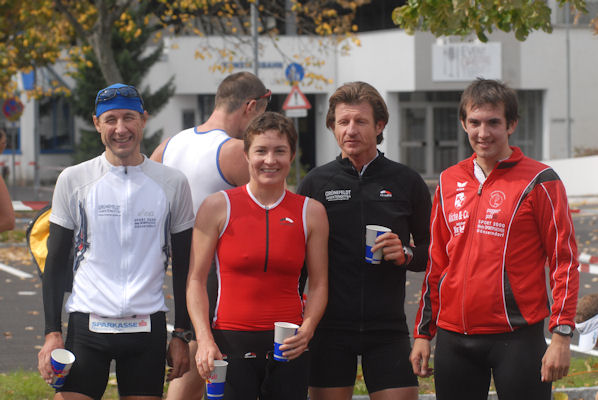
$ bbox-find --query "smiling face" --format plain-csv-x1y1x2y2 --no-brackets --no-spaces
245,129,294,188
461,102,517,173
333,102,385,170
93,109,146,166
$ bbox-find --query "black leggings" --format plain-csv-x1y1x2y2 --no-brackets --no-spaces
434,322,551,400
213,329,309,400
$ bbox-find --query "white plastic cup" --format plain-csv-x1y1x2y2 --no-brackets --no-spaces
50,349,75,389
273,322,299,362
365,225,391,264
205,359,228,399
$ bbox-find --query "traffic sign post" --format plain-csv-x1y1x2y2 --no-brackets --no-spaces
282,85,311,186
285,62,305,84
2,98,24,122
282,85,311,113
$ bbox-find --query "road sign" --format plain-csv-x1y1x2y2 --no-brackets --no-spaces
285,62,305,83
282,85,311,111
2,98,24,122
285,109,308,118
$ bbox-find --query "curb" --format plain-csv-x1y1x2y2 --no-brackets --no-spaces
11,200,49,211
579,252,598,275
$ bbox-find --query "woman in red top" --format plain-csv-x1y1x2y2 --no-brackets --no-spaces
187,112,329,399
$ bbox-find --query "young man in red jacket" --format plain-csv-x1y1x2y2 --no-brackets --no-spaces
410,78,579,399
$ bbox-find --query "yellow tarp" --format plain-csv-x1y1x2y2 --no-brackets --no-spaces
27,207,51,275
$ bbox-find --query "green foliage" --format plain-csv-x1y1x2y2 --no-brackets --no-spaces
0,369,120,399
0,229,26,243
556,356,598,388
72,128,102,164
71,0,174,162
392,0,588,42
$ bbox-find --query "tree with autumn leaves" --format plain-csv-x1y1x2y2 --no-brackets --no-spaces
1,0,594,101
0,0,372,100
393,0,589,42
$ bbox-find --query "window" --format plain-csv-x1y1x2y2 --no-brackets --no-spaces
0,121,20,154
512,91,543,160
399,89,543,177
182,110,196,130
39,95,73,153
197,95,215,123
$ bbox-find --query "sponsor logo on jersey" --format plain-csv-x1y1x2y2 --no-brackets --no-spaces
379,189,392,198
279,217,294,225
489,190,506,208
325,189,351,202
455,192,465,209
97,204,121,217
457,181,468,191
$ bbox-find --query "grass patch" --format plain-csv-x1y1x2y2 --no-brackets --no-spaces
553,356,598,389
0,370,120,400
0,229,26,243
353,357,598,394
3,357,598,398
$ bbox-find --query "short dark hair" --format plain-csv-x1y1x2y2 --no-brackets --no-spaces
215,72,268,113
244,112,297,156
459,78,519,128
326,82,388,145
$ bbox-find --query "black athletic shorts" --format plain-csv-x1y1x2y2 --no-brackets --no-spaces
434,322,551,400
213,329,309,400
58,311,167,399
308,328,418,393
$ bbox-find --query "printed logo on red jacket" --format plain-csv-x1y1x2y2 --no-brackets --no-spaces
489,190,506,208
454,182,467,209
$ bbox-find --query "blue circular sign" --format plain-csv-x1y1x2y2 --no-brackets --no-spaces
285,63,304,83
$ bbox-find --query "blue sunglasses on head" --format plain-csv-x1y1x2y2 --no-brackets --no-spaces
95,85,144,109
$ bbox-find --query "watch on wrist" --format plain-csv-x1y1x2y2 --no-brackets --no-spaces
171,330,193,343
553,325,574,337
402,246,414,266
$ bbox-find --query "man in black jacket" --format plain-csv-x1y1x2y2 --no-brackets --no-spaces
298,82,431,400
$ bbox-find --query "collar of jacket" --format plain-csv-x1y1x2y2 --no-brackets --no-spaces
459,146,524,174
335,150,386,176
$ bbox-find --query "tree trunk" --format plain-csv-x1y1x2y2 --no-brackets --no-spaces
89,0,124,84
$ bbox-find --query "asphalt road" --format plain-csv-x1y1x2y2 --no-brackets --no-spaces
1,201,598,374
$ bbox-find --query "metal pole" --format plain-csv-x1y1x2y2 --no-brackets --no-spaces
565,4,572,157
285,0,297,35
294,117,300,186
10,122,16,189
33,68,40,193
251,1,259,75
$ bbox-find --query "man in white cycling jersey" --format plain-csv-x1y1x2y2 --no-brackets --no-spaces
37,83,195,400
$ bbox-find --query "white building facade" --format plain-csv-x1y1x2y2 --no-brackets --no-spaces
2,14,597,184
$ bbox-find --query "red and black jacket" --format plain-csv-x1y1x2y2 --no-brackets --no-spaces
415,147,579,338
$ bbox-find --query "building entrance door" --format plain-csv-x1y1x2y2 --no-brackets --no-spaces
400,103,470,178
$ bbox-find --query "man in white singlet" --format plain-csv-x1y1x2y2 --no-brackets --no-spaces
150,71,269,400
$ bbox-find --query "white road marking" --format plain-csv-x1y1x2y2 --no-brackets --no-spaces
0,263,34,279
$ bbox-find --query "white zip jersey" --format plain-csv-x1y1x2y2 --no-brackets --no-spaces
50,154,195,318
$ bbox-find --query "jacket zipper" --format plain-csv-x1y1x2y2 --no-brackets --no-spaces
122,167,130,315
460,181,484,334
358,173,365,332
264,208,270,272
